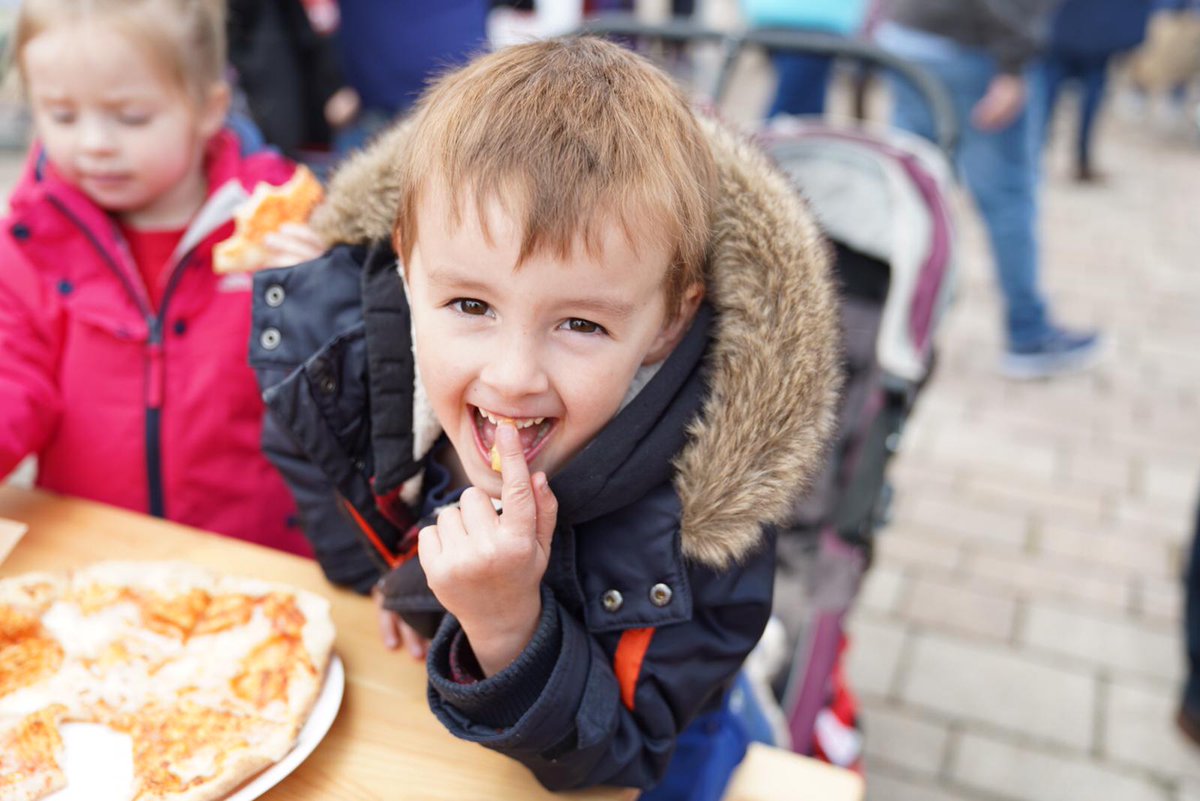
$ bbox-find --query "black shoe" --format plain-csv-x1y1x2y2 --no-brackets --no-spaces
1176,704,1200,749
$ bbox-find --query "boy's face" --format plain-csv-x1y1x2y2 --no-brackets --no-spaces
405,188,695,499
23,22,227,229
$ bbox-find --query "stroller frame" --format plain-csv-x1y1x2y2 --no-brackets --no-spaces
576,15,960,762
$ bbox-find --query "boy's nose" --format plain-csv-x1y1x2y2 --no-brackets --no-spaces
478,335,550,399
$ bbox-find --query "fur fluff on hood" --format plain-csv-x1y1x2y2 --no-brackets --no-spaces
310,117,842,570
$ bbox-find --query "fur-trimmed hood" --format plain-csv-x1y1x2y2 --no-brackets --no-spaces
310,118,842,569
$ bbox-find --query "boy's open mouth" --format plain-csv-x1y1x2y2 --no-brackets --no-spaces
471,406,557,465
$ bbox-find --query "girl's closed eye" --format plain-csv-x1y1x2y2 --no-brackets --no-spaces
46,107,76,125
117,111,152,126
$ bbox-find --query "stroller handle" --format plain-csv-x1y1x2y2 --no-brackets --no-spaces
575,15,960,161
577,14,730,45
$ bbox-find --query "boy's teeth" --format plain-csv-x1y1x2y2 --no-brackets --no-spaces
477,408,545,429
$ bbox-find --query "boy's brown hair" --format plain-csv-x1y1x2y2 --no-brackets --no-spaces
393,37,717,317
12,0,226,103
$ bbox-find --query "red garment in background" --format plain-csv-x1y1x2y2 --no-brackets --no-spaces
117,224,184,311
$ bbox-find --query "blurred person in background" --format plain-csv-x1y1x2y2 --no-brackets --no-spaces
1038,0,1153,182
227,0,356,164
1128,0,1200,128
332,0,489,153
877,0,1107,381
740,0,872,117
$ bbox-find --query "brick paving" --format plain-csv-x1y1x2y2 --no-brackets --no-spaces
847,102,1200,800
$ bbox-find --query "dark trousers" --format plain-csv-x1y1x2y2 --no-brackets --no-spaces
768,53,835,118
1185,492,1200,712
1039,52,1112,174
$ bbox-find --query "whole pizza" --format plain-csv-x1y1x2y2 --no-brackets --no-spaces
0,562,336,801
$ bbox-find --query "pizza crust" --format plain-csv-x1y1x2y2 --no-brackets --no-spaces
0,562,336,801
0,706,68,801
212,166,324,274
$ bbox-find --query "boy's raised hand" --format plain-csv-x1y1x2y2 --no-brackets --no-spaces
418,422,558,676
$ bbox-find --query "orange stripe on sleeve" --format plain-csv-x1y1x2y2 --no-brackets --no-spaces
614,627,656,711
340,498,408,570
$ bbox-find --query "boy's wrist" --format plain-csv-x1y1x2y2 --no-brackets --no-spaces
457,599,543,677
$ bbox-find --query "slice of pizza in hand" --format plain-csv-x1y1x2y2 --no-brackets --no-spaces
213,165,324,274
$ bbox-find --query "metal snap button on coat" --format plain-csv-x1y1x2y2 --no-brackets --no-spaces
319,375,337,395
602,589,624,612
260,327,282,350
650,583,673,607
265,284,285,307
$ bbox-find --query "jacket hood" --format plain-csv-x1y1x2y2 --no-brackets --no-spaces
311,118,841,569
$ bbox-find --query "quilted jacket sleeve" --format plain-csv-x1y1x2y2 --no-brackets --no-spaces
0,240,62,477
259,400,380,593
250,250,383,593
425,527,776,792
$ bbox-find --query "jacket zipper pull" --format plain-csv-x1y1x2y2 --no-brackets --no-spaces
147,318,165,410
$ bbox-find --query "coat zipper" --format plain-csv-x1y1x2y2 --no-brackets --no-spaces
47,196,197,519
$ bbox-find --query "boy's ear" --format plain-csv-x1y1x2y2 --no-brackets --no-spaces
643,282,705,366
198,82,231,140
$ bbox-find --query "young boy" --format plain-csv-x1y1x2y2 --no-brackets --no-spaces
251,37,840,797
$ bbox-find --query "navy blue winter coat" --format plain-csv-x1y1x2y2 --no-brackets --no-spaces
249,119,841,792
1049,0,1153,57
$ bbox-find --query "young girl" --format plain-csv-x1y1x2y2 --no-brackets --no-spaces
0,0,325,554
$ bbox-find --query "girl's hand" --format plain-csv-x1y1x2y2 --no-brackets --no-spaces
371,582,430,660
262,223,327,268
418,422,558,677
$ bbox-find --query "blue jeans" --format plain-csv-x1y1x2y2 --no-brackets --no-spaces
641,672,775,801
877,23,1050,348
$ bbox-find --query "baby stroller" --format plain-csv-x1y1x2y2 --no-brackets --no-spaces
579,17,960,769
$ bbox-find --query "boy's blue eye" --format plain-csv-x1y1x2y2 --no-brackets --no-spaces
564,318,605,335
451,298,490,316
118,114,151,126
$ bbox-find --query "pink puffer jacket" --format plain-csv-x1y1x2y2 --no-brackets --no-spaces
0,131,311,556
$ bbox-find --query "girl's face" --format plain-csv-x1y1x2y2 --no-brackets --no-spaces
22,21,228,229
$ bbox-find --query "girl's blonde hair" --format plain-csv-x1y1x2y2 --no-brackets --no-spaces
12,0,226,100
394,37,717,318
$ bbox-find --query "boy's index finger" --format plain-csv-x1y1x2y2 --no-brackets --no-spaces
496,422,535,534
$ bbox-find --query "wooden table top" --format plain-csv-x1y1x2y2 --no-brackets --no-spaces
0,486,627,801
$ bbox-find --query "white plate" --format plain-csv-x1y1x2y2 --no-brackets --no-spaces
51,654,346,801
